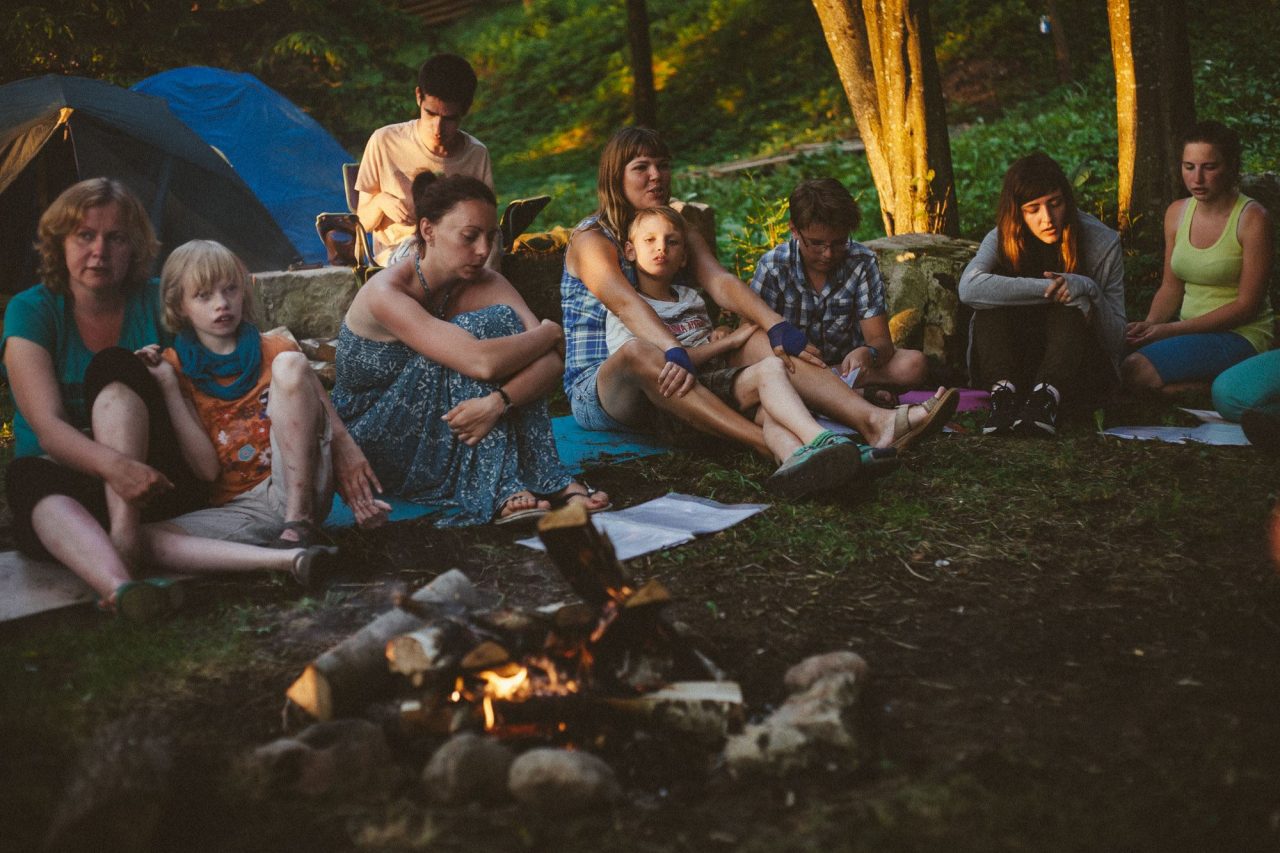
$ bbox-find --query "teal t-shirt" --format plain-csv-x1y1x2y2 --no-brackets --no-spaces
1,280,171,458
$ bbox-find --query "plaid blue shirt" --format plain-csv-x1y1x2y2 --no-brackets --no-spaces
750,238,886,365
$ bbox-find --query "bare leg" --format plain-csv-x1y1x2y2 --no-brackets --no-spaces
31,495,134,600
596,340,770,457
265,352,327,539
733,357,825,447
139,523,304,575
729,330,939,448
90,381,151,566
756,408,802,464
858,348,929,388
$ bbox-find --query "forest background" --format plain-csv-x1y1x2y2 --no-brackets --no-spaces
5,0,1278,311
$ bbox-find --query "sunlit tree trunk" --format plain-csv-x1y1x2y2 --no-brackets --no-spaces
626,0,658,129
1108,0,1195,238
811,0,958,236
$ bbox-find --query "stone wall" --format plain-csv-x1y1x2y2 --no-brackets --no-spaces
864,233,979,384
252,266,359,340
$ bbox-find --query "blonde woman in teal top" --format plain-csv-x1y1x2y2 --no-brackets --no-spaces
1123,121,1274,394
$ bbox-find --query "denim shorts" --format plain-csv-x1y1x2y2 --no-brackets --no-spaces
568,367,634,432
1135,332,1257,384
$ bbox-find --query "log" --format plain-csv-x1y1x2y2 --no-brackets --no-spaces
385,623,467,687
536,503,633,605
286,569,481,721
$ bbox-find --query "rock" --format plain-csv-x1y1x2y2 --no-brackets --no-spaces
722,720,811,777
253,266,359,340
507,748,621,813
865,232,981,383
422,732,514,804
783,651,870,694
240,718,399,800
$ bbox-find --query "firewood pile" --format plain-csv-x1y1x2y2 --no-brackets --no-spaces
259,503,870,812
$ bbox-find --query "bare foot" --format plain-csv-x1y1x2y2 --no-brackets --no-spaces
497,491,552,520
555,481,611,512
870,387,953,449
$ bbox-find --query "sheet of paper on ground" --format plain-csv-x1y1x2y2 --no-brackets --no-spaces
517,493,769,561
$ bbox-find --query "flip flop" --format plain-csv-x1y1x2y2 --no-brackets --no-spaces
556,482,612,514
494,493,551,527
889,388,960,452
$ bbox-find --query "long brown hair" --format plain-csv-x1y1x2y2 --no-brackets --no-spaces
594,126,671,240
36,177,159,296
995,152,1080,276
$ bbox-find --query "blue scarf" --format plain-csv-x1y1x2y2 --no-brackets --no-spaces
174,323,263,401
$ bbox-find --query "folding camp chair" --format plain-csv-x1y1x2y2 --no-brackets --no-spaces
500,195,552,248
313,163,377,280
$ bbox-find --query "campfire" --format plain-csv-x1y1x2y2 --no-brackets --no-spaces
286,503,744,744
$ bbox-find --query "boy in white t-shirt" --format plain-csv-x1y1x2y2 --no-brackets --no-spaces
605,207,873,498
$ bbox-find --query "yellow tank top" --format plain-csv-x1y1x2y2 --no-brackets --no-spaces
1172,193,1272,352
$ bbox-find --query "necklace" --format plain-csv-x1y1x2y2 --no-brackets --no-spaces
415,250,454,320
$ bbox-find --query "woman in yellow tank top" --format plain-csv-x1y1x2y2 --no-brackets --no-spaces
1121,121,1273,395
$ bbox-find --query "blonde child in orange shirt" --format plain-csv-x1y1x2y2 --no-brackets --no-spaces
142,240,389,555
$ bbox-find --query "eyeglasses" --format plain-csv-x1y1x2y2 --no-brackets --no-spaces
795,232,848,255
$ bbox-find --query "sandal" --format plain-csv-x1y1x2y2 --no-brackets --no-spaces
860,444,901,480
494,492,551,527
104,578,184,622
766,431,862,498
889,388,959,452
554,481,612,514
268,519,328,550
291,544,340,590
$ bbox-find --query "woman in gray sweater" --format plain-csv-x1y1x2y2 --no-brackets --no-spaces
958,152,1126,436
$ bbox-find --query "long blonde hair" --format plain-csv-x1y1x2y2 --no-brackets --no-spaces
594,126,671,241
36,178,159,296
995,152,1081,276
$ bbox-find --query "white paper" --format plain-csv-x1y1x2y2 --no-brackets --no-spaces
1103,423,1249,446
517,493,769,561
1178,407,1229,425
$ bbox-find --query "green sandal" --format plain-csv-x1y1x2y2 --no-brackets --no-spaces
766,431,862,498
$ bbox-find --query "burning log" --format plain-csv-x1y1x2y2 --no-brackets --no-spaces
286,570,483,721
536,503,633,605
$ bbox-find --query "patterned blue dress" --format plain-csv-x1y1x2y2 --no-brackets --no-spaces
332,304,574,526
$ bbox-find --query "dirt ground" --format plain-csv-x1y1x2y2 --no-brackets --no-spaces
4,423,1280,852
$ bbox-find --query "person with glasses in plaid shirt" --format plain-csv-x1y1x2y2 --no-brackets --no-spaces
751,179,929,401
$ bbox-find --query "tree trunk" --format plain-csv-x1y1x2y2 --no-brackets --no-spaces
811,0,958,236
1045,0,1072,83
1108,0,1196,239
626,0,658,129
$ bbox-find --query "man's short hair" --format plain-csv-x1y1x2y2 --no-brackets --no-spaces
789,178,861,233
417,54,479,114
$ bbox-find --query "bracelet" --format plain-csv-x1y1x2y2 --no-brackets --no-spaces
496,388,512,415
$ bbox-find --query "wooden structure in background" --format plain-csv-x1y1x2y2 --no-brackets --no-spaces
397,0,512,27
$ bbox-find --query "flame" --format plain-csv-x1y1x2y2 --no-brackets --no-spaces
483,665,529,700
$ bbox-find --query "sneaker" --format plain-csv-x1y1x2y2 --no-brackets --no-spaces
766,431,862,498
1014,385,1058,436
982,386,1020,435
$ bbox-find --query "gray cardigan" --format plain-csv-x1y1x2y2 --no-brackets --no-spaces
958,212,1126,377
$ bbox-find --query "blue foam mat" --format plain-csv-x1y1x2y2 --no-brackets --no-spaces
322,416,669,528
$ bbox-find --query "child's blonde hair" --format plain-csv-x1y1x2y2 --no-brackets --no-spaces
160,240,258,332
627,205,687,244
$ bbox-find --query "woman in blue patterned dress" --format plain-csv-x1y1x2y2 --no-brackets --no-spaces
332,173,608,526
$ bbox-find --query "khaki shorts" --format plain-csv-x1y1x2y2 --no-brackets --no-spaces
166,414,334,545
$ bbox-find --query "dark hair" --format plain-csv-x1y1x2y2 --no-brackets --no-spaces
1180,120,1242,186
789,178,861,232
594,126,672,239
417,53,479,114
37,177,159,296
995,152,1081,275
410,172,496,246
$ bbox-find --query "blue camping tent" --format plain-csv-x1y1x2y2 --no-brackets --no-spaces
133,67,353,265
